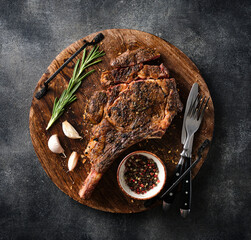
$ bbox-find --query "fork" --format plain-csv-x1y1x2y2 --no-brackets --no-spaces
183,94,210,151
178,94,209,217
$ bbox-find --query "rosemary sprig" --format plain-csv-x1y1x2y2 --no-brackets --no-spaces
46,45,105,130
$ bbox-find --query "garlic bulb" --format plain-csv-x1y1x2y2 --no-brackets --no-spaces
62,121,82,139
48,134,66,157
68,151,79,171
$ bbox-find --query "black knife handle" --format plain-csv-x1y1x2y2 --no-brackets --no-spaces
162,161,184,204
180,157,192,210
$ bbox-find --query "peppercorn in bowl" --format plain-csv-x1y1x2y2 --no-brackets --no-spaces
117,151,167,200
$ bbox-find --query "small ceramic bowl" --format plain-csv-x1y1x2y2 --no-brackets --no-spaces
117,151,167,200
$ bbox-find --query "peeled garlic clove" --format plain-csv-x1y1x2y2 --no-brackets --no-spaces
68,151,79,171
48,134,66,157
62,121,82,139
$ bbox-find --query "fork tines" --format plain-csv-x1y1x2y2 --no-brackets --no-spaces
188,94,210,120
199,97,210,120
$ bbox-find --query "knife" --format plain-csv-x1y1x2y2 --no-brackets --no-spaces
162,83,199,211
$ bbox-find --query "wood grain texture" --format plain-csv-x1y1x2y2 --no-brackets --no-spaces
29,29,214,213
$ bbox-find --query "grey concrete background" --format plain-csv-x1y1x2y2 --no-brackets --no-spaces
0,0,250,239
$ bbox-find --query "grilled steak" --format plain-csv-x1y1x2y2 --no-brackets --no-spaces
85,90,108,124
138,63,169,79
110,48,160,68
80,78,182,199
100,64,143,87
100,64,169,88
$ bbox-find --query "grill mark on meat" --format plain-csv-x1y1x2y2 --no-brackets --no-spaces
100,64,143,87
101,63,169,88
84,91,108,124
110,48,160,68
138,63,169,79
112,64,142,83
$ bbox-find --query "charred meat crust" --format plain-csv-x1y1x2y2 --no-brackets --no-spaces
106,80,169,129
101,63,169,88
84,91,108,124
110,48,160,68
138,63,170,79
100,64,143,87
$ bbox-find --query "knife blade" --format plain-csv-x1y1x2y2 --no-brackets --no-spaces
162,83,199,211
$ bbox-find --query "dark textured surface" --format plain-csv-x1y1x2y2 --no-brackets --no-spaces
0,0,250,239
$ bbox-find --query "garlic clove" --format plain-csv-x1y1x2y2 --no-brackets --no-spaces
62,121,82,139
68,151,79,171
48,134,66,157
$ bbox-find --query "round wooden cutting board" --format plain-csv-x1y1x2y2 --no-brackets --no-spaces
29,29,214,213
